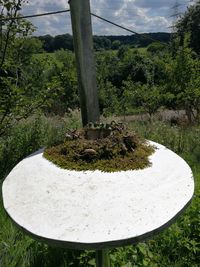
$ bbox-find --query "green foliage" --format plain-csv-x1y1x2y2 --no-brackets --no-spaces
164,39,200,122
176,0,200,55
0,112,81,179
122,80,162,117
53,34,73,51
0,0,49,136
0,31,195,125
147,42,167,54
37,33,171,53
95,37,200,122
112,40,121,50
0,197,36,267
96,48,168,117
32,49,79,116
93,36,111,51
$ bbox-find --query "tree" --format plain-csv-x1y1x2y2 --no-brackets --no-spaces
38,34,55,52
165,36,200,122
122,80,162,118
42,49,78,115
111,40,121,50
176,1,200,54
93,36,111,51
147,42,167,54
0,0,52,136
53,34,73,51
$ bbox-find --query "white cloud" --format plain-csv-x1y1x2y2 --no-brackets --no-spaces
21,0,190,36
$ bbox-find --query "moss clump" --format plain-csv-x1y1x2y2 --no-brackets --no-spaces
44,124,155,172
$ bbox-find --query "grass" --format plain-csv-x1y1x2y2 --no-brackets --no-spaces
0,114,199,266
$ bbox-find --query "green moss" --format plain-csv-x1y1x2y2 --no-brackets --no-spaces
44,128,155,172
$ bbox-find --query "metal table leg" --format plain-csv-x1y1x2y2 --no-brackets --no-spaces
96,249,110,267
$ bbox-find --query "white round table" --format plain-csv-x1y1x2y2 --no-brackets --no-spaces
2,141,194,265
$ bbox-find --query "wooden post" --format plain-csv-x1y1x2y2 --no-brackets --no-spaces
69,0,100,126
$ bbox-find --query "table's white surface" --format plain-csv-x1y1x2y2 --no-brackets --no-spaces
2,141,194,249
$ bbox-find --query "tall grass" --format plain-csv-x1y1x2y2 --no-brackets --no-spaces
0,116,199,266
0,111,81,180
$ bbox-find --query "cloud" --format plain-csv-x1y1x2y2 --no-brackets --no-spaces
21,0,190,36
22,1,72,35
134,0,174,9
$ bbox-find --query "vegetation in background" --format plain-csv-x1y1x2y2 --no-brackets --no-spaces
37,32,171,53
176,0,200,55
0,0,55,137
1,2,199,126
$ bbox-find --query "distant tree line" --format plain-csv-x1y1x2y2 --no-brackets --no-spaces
37,32,171,53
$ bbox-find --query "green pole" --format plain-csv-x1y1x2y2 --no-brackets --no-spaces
69,0,100,126
96,249,110,267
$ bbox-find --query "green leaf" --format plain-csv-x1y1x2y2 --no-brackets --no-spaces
88,259,96,266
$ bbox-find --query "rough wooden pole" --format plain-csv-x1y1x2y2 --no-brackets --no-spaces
69,0,100,126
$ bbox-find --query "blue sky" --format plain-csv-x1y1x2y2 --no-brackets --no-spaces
21,0,193,36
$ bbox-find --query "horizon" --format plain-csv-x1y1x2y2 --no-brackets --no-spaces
34,31,171,37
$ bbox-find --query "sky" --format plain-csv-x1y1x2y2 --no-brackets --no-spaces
21,0,193,36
